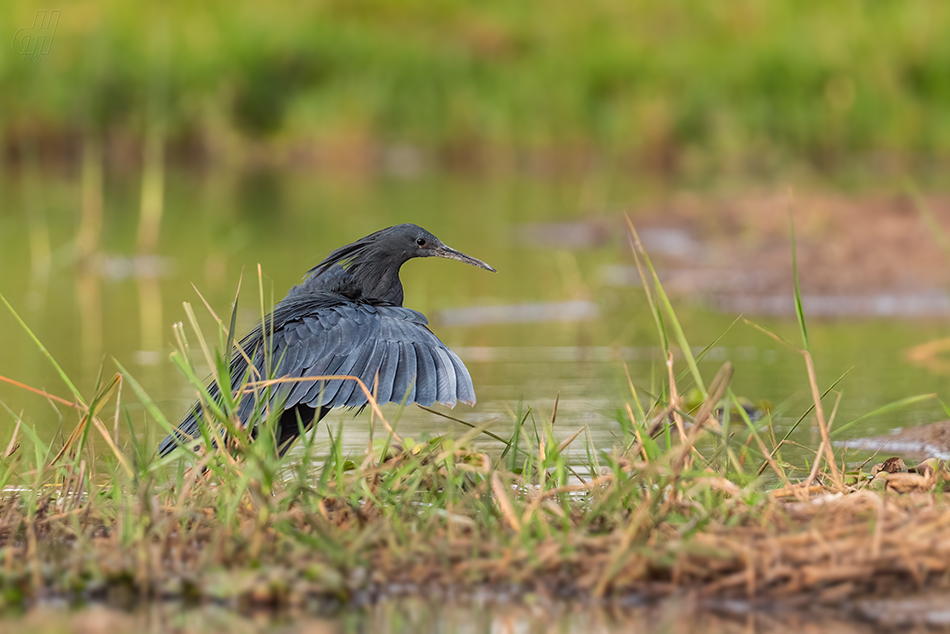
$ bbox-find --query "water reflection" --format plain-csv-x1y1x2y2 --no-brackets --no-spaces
0,597,906,633
137,275,163,362
436,301,599,327
76,266,103,381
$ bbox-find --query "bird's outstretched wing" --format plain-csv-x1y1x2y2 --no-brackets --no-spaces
269,301,476,411
158,293,475,456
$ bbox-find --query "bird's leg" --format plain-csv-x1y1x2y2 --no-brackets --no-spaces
276,405,331,457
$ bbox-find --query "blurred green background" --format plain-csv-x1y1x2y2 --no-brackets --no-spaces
4,0,950,176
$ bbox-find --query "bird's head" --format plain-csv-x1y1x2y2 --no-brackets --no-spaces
307,224,495,305
393,224,496,272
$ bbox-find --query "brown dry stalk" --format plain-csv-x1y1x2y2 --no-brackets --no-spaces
2,418,21,458
801,350,843,490
671,362,733,474
22,371,132,476
666,352,688,444
626,403,650,462
0,374,77,408
491,471,521,533
769,484,829,499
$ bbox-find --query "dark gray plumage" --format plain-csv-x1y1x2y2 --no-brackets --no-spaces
158,224,495,457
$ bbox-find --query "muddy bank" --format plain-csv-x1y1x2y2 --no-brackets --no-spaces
601,190,950,316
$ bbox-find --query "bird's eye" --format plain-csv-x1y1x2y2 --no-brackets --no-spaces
416,238,426,247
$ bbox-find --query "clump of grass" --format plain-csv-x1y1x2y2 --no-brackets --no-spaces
0,223,945,611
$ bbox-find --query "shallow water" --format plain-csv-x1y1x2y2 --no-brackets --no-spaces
0,596,919,634
2,169,950,470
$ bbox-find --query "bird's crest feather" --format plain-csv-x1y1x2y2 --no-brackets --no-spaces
306,233,377,279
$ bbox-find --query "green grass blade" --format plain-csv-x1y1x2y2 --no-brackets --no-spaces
674,314,742,387
226,270,244,358
790,217,809,352
626,218,705,395
830,393,936,438
743,318,798,350
114,359,181,463
625,216,669,356
0,292,85,405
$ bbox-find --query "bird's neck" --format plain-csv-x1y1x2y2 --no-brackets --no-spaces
347,252,406,306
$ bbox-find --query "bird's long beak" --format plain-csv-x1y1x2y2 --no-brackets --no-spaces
434,245,496,272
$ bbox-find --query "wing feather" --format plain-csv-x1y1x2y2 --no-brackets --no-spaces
371,341,399,405
397,341,417,404
432,346,457,407
412,342,437,405
448,348,476,406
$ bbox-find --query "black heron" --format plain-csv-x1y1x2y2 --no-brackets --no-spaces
158,224,495,457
